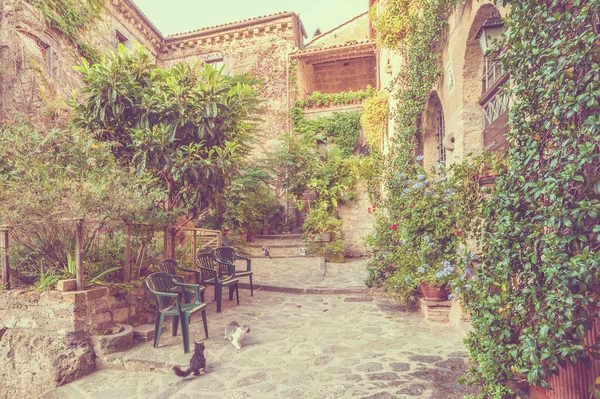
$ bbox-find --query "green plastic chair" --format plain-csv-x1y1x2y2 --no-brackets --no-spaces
145,272,208,353
196,251,239,313
214,247,253,296
158,258,206,303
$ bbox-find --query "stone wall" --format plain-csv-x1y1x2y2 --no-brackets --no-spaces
0,0,162,122
313,56,376,94
0,286,154,335
338,183,375,256
161,14,302,155
0,285,153,397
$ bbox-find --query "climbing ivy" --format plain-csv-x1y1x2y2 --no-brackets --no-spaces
366,0,463,290
360,91,389,151
459,1,600,397
32,0,105,63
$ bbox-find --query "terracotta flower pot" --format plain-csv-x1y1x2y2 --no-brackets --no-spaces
261,226,270,236
420,281,449,302
529,306,600,399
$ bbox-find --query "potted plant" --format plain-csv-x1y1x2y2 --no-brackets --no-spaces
366,160,472,301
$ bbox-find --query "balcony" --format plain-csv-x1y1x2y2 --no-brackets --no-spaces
479,58,509,152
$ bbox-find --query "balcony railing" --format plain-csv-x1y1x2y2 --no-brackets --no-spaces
479,57,510,152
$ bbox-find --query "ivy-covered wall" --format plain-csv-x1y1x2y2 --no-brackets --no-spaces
377,0,508,165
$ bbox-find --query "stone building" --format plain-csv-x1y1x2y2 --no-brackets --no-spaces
0,0,306,156
373,0,509,170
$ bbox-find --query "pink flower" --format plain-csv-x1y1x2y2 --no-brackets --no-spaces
456,229,464,235
392,224,398,231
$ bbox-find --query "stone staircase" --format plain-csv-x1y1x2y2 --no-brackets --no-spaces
247,233,308,258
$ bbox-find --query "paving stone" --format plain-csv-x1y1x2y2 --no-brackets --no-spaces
233,372,268,387
408,355,443,363
361,392,399,399
314,355,333,366
435,358,466,371
49,284,475,399
390,362,411,372
356,362,384,372
396,383,426,396
368,372,400,381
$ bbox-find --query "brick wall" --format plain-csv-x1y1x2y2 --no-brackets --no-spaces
313,56,376,94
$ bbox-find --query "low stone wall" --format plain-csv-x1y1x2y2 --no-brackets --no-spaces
0,285,155,397
0,285,155,334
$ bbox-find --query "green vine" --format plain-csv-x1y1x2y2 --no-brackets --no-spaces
360,91,389,151
32,0,105,63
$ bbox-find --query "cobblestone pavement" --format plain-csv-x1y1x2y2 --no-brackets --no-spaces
46,288,474,398
245,258,370,294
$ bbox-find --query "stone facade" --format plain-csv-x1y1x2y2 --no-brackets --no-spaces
1,1,303,158
0,286,153,397
338,183,375,257
312,56,376,94
0,286,154,335
377,0,509,167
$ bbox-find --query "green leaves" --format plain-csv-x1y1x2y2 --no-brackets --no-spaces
463,0,600,396
73,46,260,222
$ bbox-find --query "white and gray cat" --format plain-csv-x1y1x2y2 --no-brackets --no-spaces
224,321,250,349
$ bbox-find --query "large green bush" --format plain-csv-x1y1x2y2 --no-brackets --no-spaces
460,1,600,396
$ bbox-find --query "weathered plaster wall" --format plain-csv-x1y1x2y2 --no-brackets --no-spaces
313,56,376,94
306,12,370,49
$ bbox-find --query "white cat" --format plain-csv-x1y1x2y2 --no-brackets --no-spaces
224,321,250,350
299,247,306,256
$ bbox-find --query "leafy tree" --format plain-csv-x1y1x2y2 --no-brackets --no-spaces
72,45,259,256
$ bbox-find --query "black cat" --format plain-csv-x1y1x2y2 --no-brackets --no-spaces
173,341,206,377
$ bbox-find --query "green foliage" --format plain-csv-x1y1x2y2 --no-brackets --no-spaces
268,131,317,198
460,0,600,396
360,91,389,151
0,120,157,225
294,87,375,108
73,44,260,226
366,0,463,296
224,168,281,234
32,0,105,63
365,163,473,298
302,204,345,262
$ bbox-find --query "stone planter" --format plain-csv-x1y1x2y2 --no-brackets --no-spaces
420,282,448,302
90,323,134,356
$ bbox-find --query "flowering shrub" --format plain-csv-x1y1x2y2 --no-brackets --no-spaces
366,160,473,298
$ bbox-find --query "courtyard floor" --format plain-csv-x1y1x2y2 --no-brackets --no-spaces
44,259,474,399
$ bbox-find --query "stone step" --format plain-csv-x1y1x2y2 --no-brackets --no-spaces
248,240,305,248
256,234,303,240
248,245,308,257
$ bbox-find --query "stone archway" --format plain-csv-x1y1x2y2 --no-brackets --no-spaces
460,3,502,156
421,91,447,172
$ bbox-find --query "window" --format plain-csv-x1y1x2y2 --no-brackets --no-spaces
115,30,130,49
436,109,446,164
